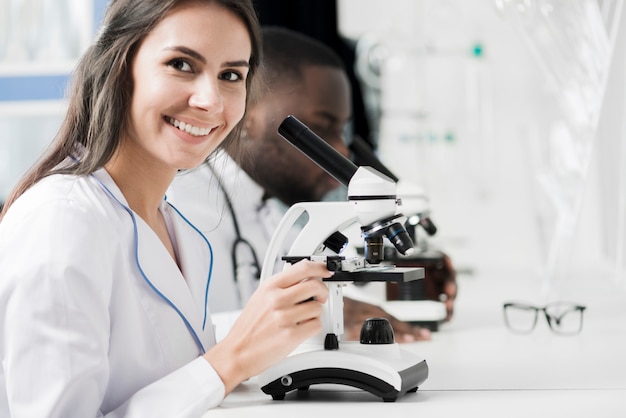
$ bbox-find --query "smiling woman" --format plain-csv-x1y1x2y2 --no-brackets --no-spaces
0,1,333,417
105,0,253,233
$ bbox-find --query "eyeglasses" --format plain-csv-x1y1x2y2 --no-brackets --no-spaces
503,301,586,335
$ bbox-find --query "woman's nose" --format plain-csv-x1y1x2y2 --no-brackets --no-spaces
189,77,224,113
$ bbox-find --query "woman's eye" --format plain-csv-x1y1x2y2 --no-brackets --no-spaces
221,71,242,82
169,59,193,72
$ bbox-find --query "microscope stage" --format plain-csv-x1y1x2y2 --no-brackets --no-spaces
328,266,424,283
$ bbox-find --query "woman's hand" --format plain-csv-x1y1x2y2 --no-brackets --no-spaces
203,260,331,394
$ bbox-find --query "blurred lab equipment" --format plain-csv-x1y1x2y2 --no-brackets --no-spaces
0,0,96,203
256,116,428,402
345,0,625,294
1,0,87,64
351,1,498,278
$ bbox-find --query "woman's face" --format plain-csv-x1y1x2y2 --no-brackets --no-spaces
126,1,252,172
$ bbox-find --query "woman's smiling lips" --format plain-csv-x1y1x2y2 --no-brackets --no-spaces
165,116,216,137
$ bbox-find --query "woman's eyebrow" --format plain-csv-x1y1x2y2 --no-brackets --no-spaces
224,60,250,69
164,45,205,63
163,46,249,69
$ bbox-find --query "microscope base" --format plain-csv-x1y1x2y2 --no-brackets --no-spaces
258,342,428,402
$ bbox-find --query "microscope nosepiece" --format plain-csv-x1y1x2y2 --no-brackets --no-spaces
363,216,415,261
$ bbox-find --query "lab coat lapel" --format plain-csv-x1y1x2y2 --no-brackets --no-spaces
91,169,212,350
135,202,222,352
134,216,206,339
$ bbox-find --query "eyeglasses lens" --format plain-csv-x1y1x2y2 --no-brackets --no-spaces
504,304,538,333
545,304,584,335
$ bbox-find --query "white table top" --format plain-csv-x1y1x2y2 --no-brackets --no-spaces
204,267,626,417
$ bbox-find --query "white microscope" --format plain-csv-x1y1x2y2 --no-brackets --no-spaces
256,116,429,402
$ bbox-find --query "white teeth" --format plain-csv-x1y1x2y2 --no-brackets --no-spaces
167,117,212,137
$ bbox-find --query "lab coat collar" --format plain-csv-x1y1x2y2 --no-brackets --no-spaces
91,168,215,352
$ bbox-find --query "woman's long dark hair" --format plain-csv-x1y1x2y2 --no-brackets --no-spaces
1,0,261,219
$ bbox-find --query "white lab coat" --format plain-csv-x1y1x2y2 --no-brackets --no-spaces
0,168,224,417
167,151,287,315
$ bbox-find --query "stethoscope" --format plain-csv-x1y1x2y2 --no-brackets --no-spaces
205,161,262,286
89,169,213,354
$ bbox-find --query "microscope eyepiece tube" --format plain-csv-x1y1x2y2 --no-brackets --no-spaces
278,115,358,187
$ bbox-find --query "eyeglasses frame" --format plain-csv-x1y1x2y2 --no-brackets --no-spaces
503,301,587,335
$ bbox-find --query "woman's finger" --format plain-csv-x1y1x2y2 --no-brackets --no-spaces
269,259,333,289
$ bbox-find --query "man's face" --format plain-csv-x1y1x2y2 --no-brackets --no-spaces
248,65,352,205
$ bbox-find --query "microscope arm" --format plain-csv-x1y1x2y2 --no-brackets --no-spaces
259,201,356,282
260,200,361,343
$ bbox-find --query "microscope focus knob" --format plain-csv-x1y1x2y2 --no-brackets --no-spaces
359,318,395,344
